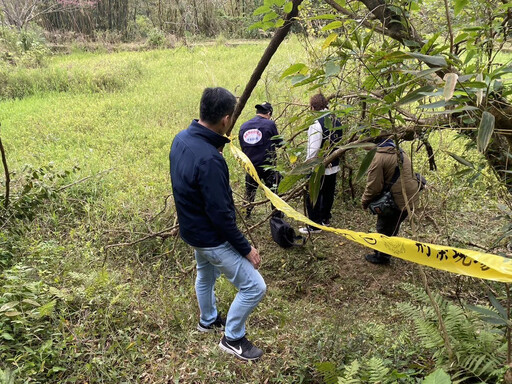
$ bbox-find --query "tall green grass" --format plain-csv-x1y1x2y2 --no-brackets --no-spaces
0,40,308,215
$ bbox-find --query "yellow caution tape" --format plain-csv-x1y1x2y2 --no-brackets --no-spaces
230,143,512,283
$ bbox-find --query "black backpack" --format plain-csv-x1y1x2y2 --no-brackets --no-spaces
318,115,343,167
269,216,305,248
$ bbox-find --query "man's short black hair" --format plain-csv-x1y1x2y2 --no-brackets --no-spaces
200,87,237,125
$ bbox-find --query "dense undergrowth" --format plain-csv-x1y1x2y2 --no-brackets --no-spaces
0,31,511,383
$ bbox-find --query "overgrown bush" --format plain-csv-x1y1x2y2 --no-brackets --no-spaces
146,28,167,48
0,25,49,68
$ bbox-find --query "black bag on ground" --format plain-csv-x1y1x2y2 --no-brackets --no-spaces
269,216,304,248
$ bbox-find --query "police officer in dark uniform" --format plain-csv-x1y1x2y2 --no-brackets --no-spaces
239,102,282,218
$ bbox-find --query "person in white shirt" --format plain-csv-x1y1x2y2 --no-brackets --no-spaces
299,93,342,234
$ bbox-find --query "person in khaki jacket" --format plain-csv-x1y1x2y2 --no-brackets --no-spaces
361,138,421,265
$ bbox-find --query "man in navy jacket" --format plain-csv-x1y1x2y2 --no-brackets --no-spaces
239,102,282,218
170,87,266,361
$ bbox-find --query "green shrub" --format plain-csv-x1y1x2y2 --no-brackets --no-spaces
146,28,167,48
0,265,70,381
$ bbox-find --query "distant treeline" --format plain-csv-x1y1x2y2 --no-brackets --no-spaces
0,0,263,39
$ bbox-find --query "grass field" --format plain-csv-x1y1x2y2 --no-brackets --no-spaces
0,38,509,383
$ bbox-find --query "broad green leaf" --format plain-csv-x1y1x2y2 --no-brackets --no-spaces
401,67,439,77
480,316,508,325
498,2,512,10
407,52,447,67
0,301,19,312
1,332,14,341
477,111,495,153
253,5,270,16
446,151,475,169
466,304,504,319
335,0,346,6
491,65,512,79
322,21,343,31
22,299,41,307
429,105,479,114
458,80,487,89
487,291,508,319
421,368,452,384
418,100,457,109
38,300,56,317
325,61,340,77
290,74,308,85
421,32,441,54
289,158,323,175
356,148,377,181
409,1,420,11
261,21,276,31
263,11,279,22
443,73,458,101
278,174,304,194
464,49,477,65
4,311,21,317
322,33,338,49
248,21,262,31
396,85,436,106
274,0,285,6
403,39,421,48
291,74,319,87
309,14,337,20
275,19,285,28
454,32,468,44
454,0,469,16
281,63,307,79
283,1,293,13
309,164,325,205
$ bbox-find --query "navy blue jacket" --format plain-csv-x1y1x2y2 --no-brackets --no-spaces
170,120,251,256
239,116,280,167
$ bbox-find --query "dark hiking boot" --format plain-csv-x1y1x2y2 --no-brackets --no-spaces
365,253,391,265
219,335,263,361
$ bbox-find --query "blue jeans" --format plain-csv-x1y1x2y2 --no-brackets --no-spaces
194,242,266,341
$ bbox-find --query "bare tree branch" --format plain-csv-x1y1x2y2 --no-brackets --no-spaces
0,125,10,209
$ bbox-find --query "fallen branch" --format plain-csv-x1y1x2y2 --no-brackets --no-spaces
57,168,115,192
104,224,179,250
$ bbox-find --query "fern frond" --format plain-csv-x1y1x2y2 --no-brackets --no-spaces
338,360,361,384
316,361,339,384
413,318,444,349
365,357,389,383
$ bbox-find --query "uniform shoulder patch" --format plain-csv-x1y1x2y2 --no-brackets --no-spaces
243,129,262,144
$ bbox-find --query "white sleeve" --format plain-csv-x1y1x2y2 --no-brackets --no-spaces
306,121,323,160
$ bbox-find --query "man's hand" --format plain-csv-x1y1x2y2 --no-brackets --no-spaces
245,246,261,269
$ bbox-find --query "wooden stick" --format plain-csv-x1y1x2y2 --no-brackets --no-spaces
0,124,10,209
